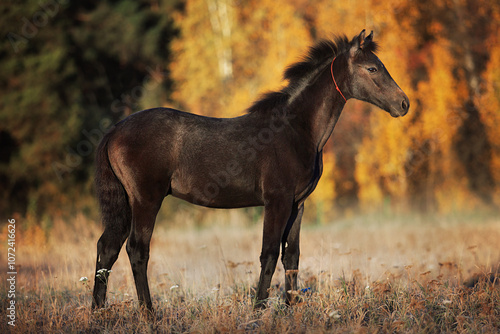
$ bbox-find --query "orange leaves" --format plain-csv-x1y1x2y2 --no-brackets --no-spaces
169,0,500,213
478,43,500,206
170,0,311,117
309,149,336,219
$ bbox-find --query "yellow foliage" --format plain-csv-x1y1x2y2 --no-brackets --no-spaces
169,0,500,214
309,149,336,219
478,38,500,206
226,0,311,116
170,0,310,117
11,221,48,251
409,39,478,212
355,114,409,207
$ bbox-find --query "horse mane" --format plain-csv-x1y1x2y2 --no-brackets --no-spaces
247,35,378,115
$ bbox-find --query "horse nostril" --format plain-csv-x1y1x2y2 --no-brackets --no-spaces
401,99,409,111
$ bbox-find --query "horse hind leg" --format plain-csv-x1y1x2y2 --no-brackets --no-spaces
92,210,131,309
93,132,133,309
126,200,162,311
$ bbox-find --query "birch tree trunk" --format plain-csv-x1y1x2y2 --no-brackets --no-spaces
206,0,233,80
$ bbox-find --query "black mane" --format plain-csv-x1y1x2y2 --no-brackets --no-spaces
247,35,378,114
283,36,350,85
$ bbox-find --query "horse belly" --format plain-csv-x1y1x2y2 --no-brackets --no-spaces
170,169,262,208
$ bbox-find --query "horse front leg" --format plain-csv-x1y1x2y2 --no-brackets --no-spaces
254,198,293,309
282,202,304,305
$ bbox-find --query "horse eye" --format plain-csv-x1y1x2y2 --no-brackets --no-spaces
367,67,378,73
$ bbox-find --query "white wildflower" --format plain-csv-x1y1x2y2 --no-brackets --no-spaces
329,310,341,319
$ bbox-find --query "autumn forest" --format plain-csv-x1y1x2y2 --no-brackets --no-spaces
2,0,500,220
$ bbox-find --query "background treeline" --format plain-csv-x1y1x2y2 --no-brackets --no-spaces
1,0,499,222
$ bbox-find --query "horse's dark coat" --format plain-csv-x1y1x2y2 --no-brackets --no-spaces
92,30,409,310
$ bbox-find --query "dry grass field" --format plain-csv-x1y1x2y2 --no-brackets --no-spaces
1,210,499,333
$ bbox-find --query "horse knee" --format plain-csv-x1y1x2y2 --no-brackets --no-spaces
259,248,280,279
282,246,300,269
260,246,280,264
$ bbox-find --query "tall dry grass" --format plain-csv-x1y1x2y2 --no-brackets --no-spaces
1,211,499,333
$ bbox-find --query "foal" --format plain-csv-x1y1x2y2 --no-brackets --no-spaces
92,30,409,310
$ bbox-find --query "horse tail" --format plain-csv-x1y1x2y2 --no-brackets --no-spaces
94,129,131,234
93,129,132,309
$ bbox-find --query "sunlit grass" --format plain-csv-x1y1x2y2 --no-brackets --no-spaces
1,212,499,332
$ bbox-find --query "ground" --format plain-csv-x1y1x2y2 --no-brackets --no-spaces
1,211,499,332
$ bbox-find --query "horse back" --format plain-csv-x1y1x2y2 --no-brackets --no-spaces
107,107,318,208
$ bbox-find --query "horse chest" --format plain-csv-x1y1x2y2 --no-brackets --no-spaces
295,151,323,201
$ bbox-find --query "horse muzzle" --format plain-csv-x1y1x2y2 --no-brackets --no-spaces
389,94,410,118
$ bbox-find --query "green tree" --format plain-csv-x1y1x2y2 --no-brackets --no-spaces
0,0,177,218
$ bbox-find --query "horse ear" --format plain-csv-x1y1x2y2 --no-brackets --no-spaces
349,29,366,57
364,30,373,44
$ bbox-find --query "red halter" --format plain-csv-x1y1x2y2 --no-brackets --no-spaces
330,56,347,102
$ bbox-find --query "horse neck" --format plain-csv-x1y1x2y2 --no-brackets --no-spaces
288,66,346,152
